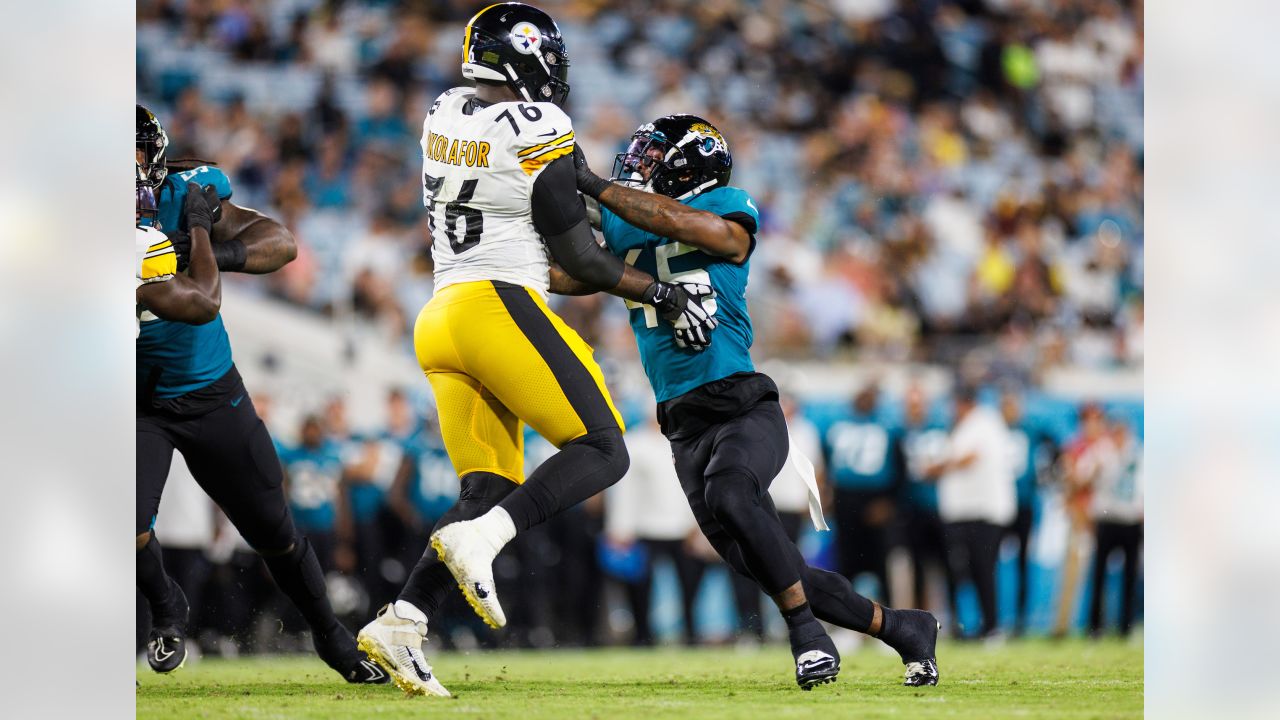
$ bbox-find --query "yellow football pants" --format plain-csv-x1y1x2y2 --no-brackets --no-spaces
413,280,624,484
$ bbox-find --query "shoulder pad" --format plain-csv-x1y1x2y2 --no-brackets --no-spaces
507,103,574,176
169,165,233,200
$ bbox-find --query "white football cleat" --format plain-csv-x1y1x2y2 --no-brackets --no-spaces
356,603,450,698
431,519,507,629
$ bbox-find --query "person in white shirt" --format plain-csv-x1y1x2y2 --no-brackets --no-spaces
925,385,1016,638
1086,417,1143,637
605,419,706,646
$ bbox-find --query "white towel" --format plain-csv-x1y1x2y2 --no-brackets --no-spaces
779,432,828,531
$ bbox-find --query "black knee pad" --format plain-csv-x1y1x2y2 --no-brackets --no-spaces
566,427,629,481
458,471,519,505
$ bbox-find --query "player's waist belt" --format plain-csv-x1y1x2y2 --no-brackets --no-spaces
656,371,778,440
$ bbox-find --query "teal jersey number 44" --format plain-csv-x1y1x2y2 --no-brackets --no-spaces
136,166,235,399
599,186,760,402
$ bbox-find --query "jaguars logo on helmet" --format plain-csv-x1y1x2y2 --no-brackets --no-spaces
461,3,570,106
612,114,733,200
137,104,169,190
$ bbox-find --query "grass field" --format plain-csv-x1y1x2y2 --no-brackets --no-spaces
136,639,1142,719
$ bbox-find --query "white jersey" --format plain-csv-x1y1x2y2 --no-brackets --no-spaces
421,87,576,298
136,225,176,337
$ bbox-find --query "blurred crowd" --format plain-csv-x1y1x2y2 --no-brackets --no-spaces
136,0,1144,382
143,383,1143,657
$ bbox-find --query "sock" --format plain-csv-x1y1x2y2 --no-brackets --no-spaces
472,507,517,548
261,537,344,640
781,602,827,656
398,471,514,617
137,534,178,624
799,565,876,634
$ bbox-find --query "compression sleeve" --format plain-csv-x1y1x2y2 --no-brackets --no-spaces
532,155,627,289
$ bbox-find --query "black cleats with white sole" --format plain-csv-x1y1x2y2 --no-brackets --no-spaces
146,627,187,674
795,650,840,690
343,652,392,684
883,609,941,686
146,580,189,674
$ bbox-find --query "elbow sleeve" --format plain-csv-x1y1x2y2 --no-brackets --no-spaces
545,218,625,289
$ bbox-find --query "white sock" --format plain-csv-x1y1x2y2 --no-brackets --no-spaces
474,506,517,548
394,599,427,625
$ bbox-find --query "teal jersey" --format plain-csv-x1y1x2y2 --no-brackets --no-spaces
405,430,459,521
599,186,760,402
279,441,343,533
901,425,949,512
136,167,235,398
822,413,903,491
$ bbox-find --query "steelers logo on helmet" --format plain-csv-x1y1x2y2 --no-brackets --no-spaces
510,21,543,55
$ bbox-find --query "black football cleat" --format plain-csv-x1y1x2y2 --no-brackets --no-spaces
343,651,392,685
884,609,941,686
795,649,840,690
146,580,189,674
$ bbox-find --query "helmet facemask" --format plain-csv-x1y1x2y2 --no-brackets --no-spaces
136,163,158,227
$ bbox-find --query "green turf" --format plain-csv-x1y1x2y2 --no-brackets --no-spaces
136,639,1142,719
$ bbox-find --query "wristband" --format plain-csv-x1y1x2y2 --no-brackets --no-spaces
213,239,247,272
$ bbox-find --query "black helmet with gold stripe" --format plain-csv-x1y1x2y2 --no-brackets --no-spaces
461,3,570,107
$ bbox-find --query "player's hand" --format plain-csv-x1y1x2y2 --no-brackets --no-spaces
180,182,223,233
573,145,611,200
167,229,192,273
645,281,718,351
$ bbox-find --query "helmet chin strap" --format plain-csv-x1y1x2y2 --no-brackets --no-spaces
675,178,719,200
503,63,535,102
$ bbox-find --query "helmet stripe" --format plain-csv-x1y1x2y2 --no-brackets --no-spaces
462,3,504,63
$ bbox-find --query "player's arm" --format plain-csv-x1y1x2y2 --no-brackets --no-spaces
136,184,222,324
574,147,752,264
209,201,297,274
548,262,597,296
534,155,718,349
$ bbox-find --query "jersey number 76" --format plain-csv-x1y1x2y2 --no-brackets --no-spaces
424,174,484,254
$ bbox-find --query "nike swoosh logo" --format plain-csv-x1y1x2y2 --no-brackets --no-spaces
153,640,175,662
537,128,560,138
409,657,432,681
473,582,490,599
230,394,245,407
360,660,386,681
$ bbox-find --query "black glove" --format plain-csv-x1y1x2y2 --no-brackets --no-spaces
167,229,192,273
180,183,222,233
573,145,611,200
643,281,718,352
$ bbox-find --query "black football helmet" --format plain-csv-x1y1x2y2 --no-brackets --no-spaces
137,104,169,190
612,114,732,200
461,3,569,106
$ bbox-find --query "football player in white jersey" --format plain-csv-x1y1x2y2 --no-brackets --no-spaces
357,3,719,697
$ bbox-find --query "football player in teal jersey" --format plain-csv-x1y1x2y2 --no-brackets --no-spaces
136,105,386,684
567,114,941,688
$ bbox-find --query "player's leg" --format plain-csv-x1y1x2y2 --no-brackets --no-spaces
1119,523,1141,636
178,391,386,685
1013,506,1033,634
1088,521,1116,635
136,417,188,673
671,400,838,689
428,282,628,628
364,370,516,697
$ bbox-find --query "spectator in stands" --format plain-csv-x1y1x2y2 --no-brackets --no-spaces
925,385,1016,639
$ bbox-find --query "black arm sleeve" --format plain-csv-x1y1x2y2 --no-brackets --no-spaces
533,155,627,289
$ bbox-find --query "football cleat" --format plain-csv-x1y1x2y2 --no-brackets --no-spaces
795,649,840,690
430,520,507,629
343,652,392,685
146,627,187,674
356,604,450,697
885,609,942,687
146,579,189,674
